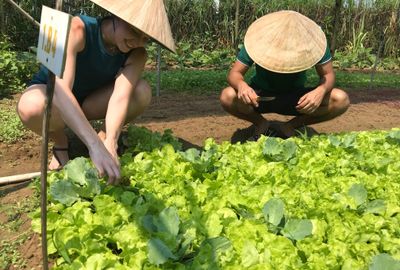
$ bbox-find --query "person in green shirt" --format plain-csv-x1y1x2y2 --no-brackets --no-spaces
220,10,350,140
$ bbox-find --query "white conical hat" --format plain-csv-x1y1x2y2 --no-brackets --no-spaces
244,10,327,73
90,0,176,53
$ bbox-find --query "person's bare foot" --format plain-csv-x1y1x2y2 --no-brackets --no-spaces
49,146,69,170
98,130,106,141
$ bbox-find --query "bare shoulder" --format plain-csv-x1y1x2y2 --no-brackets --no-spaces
68,16,85,52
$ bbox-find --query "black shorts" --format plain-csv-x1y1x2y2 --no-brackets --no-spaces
27,76,87,106
252,85,315,116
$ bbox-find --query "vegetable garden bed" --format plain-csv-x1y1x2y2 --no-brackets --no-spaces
29,127,400,269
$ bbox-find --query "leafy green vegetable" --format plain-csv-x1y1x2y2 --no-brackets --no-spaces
263,138,297,161
263,198,285,226
148,238,177,265
33,129,400,269
369,253,400,270
122,125,182,153
364,199,386,215
282,219,313,241
348,183,368,207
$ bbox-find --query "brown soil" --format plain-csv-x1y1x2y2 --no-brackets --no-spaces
0,87,400,268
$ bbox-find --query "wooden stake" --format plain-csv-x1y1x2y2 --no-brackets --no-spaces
40,3,63,270
4,0,40,28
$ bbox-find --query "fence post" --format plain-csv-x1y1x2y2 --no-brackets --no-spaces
369,28,385,88
156,44,161,98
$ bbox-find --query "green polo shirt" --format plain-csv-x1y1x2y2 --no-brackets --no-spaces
237,45,332,94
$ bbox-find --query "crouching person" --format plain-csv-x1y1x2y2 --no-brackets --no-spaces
220,10,350,140
17,0,175,184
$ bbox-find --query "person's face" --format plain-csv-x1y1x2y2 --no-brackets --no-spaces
116,19,149,52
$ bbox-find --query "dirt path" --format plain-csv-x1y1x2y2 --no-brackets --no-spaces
1,88,400,177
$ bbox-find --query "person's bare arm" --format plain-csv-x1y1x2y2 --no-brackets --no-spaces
103,47,147,162
227,61,259,107
52,17,120,183
296,61,335,114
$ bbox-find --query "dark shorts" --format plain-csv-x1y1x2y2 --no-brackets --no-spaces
252,84,315,116
28,75,87,106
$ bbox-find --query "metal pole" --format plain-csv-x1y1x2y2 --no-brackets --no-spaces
156,44,161,99
40,3,62,270
369,30,385,89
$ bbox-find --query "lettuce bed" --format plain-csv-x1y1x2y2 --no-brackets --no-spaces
31,128,400,269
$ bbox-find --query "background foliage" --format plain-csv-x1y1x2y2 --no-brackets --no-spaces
0,0,399,97
0,35,37,98
1,0,399,57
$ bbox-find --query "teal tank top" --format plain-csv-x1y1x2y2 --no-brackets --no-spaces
31,15,129,103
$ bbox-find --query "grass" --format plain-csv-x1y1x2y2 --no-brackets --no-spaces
0,236,29,269
307,70,400,90
143,68,229,95
144,68,400,95
0,186,40,269
0,98,25,143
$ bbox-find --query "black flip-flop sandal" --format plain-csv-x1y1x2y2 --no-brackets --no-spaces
268,123,291,139
248,128,279,141
51,146,69,170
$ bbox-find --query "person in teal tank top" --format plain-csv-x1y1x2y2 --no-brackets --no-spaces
220,10,350,140
30,15,130,104
17,1,176,184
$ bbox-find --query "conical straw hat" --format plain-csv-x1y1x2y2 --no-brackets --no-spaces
90,0,176,53
244,10,327,73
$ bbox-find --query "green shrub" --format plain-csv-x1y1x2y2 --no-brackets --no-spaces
0,103,25,143
146,41,235,69
0,36,38,97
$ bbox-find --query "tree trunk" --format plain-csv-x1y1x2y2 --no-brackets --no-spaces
0,0,5,35
330,0,342,57
234,0,239,50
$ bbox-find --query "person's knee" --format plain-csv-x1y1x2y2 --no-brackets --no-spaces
332,89,350,112
16,92,44,123
220,87,236,108
130,79,151,111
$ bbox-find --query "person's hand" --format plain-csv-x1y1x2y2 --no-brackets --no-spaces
103,138,120,167
237,81,259,107
296,87,326,114
88,141,121,185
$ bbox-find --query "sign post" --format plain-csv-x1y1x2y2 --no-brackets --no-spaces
36,4,70,269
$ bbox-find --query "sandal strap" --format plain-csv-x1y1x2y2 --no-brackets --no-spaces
249,127,279,141
52,146,69,169
262,128,278,137
53,147,69,151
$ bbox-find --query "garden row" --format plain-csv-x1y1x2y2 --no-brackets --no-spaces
30,126,400,269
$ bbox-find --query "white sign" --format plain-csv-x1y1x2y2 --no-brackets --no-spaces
37,5,71,78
